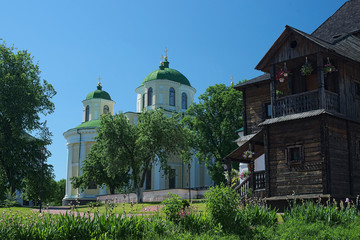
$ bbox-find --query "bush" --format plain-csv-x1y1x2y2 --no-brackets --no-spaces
162,193,188,223
204,185,248,234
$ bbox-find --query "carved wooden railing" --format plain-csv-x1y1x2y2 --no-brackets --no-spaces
274,90,339,117
234,171,266,197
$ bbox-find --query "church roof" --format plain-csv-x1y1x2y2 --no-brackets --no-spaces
86,85,112,101
75,120,101,129
142,59,191,86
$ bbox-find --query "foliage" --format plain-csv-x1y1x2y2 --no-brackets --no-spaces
72,113,133,194
0,41,56,194
301,60,313,76
2,188,18,207
183,84,243,185
21,164,57,205
52,179,66,206
162,193,190,223
284,197,357,226
204,185,245,233
240,170,251,180
73,109,191,202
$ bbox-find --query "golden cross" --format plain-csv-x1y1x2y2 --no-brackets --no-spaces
98,76,101,86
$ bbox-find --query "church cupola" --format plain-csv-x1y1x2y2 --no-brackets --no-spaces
81,77,115,123
135,50,196,113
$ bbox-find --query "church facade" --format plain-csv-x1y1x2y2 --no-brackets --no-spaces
63,57,212,204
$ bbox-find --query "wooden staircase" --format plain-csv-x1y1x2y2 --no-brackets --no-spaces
233,170,266,198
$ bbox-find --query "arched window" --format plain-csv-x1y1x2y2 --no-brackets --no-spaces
169,87,175,106
103,105,109,114
182,92,187,109
148,87,153,106
142,93,146,109
85,105,90,122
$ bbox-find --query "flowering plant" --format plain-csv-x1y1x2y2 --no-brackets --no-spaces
324,60,337,74
242,150,254,159
300,62,313,76
240,170,251,180
276,69,289,82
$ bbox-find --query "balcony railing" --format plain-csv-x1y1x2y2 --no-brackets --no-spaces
234,170,266,197
274,90,339,117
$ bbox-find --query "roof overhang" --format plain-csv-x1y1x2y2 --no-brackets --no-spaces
224,129,264,163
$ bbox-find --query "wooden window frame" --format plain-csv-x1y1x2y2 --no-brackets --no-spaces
285,145,304,166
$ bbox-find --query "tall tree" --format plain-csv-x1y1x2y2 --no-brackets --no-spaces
72,109,191,202
0,41,56,193
182,83,243,185
72,113,133,195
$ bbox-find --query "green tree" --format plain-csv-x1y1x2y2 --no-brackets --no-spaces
182,83,243,185
0,41,56,193
72,109,191,202
72,113,133,195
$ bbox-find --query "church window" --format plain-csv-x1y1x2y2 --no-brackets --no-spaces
169,87,175,106
103,105,109,114
182,92,187,109
148,87,153,106
88,181,97,189
169,169,176,189
85,105,90,122
142,93,146,109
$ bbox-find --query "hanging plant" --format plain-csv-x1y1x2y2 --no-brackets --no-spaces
242,150,254,159
276,63,289,83
324,57,337,74
300,57,313,76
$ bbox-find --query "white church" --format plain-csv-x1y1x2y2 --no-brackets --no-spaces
63,56,213,204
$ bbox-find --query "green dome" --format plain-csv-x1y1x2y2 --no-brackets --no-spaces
86,85,112,100
142,60,191,86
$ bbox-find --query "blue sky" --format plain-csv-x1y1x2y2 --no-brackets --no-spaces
0,0,347,180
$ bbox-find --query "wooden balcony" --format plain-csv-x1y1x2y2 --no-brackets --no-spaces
234,170,266,197
274,90,339,117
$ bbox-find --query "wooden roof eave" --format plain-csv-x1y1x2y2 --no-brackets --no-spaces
255,25,331,72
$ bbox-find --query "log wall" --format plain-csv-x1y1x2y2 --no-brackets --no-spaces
268,117,323,196
244,83,270,134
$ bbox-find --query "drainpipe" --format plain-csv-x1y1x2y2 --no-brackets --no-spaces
76,129,82,197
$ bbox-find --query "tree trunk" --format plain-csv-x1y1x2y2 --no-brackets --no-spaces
136,187,144,203
110,187,115,195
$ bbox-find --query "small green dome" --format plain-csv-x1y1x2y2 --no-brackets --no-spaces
86,85,112,100
142,60,191,86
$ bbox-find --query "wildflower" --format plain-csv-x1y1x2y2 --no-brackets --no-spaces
346,198,350,203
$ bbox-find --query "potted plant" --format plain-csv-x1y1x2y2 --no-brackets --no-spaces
242,150,254,159
324,58,337,74
276,69,288,83
301,57,313,76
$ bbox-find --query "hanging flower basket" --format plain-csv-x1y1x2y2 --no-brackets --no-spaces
242,150,254,159
301,57,313,76
276,69,288,82
324,58,337,74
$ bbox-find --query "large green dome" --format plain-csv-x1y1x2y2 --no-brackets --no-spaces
86,85,112,100
142,60,191,86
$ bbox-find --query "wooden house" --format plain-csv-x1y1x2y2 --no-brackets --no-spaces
225,0,360,205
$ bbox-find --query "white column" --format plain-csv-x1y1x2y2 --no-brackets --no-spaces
153,163,160,190
65,143,73,198
78,140,86,198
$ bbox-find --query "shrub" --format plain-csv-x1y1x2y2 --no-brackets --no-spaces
162,193,186,223
204,185,248,234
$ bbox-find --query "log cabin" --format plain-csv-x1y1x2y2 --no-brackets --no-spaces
225,0,360,206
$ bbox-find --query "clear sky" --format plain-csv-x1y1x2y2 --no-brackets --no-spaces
0,0,348,180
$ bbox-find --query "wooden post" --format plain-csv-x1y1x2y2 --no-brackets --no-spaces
270,64,277,118
346,120,353,196
317,53,325,109
249,143,256,191
243,89,248,135
264,126,270,197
